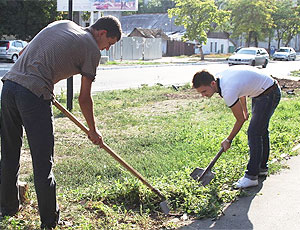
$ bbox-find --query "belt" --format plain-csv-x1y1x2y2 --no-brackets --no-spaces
258,81,278,97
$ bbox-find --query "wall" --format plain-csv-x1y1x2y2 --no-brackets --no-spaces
200,38,233,55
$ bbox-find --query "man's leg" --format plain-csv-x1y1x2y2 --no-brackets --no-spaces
247,96,272,178
17,89,59,228
247,88,281,178
260,88,281,170
1,80,23,215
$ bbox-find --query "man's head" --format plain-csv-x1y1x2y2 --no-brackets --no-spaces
90,16,122,51
192,70,218,98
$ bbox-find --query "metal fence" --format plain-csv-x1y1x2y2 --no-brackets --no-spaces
102,37,162,61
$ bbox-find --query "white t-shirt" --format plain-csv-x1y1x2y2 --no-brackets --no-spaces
216,66,274,107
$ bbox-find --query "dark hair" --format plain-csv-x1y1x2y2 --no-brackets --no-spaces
91,16,122,41
192,70,215,88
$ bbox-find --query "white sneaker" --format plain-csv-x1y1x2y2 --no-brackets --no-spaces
234,176,258,189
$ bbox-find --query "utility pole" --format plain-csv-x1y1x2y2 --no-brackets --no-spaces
67,0,73,111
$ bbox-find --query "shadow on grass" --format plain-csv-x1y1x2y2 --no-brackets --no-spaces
180,177,267,230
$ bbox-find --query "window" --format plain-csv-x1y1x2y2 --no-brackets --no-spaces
210,42,213,52
215,42,217,53
15,41,23,48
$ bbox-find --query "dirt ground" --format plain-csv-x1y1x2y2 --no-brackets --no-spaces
275,77,300,93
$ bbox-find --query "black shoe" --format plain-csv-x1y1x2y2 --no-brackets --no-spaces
1,205,22,217
40,224,56,229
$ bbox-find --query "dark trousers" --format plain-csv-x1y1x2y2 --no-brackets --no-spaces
246,85,281,179
0,80,59,227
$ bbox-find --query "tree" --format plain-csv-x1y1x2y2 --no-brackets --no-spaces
122,0,175,15
168,0,230,60
227,0,274,47
272,0,300,48
0,0,64,41
145,0,175,13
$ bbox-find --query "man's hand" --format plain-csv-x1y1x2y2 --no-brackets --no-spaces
88,129,104,147
221,139,231,152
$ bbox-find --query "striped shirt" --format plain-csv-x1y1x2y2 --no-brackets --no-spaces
2,20,101,100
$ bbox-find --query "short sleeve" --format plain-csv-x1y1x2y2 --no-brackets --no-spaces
81,51,101,81
223,89,239,107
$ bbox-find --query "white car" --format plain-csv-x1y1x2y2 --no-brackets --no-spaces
0,40,28,63
228,47,269,68
273,47,296,61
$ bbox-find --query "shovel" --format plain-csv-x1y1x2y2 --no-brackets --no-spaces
190,147,224,186
52,99,170,214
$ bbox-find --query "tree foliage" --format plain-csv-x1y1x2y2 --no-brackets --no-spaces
272,0,300,48
226,0,274,47
0,0,64,41
168,0,230,58
122,0,175,15
144,0,175,13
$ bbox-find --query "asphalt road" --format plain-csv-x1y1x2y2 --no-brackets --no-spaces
0,59,300,96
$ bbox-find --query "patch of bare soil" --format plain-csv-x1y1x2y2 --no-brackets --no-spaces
275,77,300,93
164,88,202,100
164,78,300,101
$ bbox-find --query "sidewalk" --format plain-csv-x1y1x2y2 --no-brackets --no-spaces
180,154,300,230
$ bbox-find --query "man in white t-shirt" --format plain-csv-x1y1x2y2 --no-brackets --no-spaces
192,66,281,188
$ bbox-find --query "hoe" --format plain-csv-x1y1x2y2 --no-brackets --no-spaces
53,99,170,214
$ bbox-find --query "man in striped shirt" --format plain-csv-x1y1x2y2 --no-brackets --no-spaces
0,16,122,229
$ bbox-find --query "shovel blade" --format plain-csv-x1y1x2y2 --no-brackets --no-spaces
190,168,215,186
190,168,205,180
199,171,215,186
160,200,170,215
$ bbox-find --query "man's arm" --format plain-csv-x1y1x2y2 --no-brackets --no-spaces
239,96,249,120
221,101,246,151
78,76,103,146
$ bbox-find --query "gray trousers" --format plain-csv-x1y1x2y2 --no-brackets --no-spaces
0,80,59,228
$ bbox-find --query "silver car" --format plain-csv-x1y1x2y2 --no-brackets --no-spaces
273,47,296,61
0,40,28,63
228,47,269,68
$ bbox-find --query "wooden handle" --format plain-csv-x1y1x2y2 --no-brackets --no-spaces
52,99,165,200
198,147,224,181
206,147,224,171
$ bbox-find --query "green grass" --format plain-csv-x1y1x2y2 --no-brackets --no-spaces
1,85,300,229
290,70,300,77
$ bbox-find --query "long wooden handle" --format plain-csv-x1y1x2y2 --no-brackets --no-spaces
52,99,165,200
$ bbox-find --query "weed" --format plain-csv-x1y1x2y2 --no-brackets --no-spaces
3,85,300,229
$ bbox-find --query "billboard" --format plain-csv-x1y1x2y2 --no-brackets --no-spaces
57,0,138,12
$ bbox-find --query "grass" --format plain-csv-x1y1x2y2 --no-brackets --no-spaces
1,85,300,229
290,69,300,77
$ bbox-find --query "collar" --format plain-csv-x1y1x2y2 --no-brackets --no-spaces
216,78,222,97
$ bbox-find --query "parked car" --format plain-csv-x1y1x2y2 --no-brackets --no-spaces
0,40,28,63
273,47,296,61
228,47,269,68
